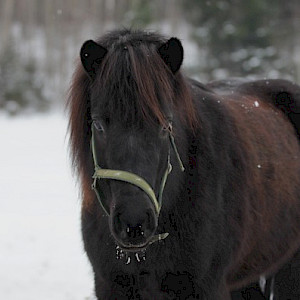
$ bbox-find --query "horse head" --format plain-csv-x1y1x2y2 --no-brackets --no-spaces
78,31,190,251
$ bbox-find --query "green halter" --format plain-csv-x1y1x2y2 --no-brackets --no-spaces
90,122,184,243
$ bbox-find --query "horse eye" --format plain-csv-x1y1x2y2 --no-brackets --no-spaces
93,120,104,132
160,125,170,138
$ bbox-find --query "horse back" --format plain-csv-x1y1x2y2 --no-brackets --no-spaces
198,79,300,288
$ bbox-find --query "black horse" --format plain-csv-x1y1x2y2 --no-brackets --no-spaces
67,29,300,299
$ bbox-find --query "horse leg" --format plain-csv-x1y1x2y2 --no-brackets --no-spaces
272,247,300,299
263,276,274,299
230,247,300,300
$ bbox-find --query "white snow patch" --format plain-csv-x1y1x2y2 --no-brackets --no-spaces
0,112,95,300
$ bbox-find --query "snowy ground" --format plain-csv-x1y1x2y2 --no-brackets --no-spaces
0,112,96,299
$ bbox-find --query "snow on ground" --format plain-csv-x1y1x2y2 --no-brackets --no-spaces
0,112,96,299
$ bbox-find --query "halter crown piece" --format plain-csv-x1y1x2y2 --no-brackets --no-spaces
90,121,185,245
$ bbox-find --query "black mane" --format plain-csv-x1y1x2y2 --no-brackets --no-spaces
90,29,196,128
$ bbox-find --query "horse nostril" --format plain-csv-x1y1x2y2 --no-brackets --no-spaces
126,224,145,239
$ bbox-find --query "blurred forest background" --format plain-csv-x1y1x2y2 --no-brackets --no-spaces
0,0,299,115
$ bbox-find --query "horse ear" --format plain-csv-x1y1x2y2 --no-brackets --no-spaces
158,38,183,74
80,40,107,79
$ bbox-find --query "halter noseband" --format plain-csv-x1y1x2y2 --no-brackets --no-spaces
90,122,184,243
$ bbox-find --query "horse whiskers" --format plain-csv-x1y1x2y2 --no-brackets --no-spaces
135,253,141,262
115,244,146,263
116,244,125,260
125,255,131,265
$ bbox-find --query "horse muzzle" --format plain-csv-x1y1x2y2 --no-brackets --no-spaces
111,206,157,249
